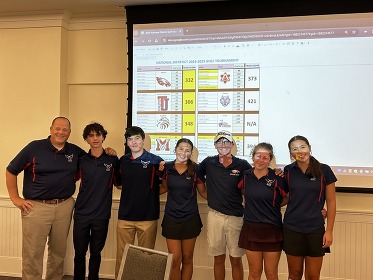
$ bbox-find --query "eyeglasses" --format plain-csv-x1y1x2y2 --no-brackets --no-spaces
215,140,232,146
254,153,270,162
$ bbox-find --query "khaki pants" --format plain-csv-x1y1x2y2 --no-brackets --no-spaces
115,219,158,277
207,209,245,258
22,198,74,280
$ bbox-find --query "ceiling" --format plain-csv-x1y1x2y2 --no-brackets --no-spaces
0,0,218,17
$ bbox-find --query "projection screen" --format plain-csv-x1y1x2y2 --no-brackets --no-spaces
125,2,373,191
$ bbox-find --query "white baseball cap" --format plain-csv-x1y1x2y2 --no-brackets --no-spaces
214,130,233,143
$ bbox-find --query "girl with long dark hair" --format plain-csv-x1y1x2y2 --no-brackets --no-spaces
160,138,206,280
283,135,337,280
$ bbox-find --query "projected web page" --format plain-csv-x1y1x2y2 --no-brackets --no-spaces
131,15,373,181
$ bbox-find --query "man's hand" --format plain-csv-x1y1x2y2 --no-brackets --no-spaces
6,171,34,213
11,197,34,214
105,147,117,156
159,161,166,171
322,208,327,219
274,168,284,177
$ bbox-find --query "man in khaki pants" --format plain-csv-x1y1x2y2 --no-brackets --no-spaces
115,126,164,278
6,117,86,280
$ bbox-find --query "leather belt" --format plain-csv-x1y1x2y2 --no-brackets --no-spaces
33,198,68,204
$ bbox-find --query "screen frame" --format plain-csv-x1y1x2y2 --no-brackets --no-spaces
125,0,373,193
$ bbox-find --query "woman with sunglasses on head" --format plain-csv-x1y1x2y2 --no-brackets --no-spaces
238,142,287,280
283,135,336,280
160,138,206,280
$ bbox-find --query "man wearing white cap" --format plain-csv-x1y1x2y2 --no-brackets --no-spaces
199,130,251,280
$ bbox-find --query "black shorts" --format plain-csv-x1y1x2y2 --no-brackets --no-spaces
283,226,331,257
161,213,203,240
238,222,282,252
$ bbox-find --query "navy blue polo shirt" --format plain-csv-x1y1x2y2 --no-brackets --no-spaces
118,150,163,221
6,136,86,200
283,162,337,233
199,155,252,217
239,168,287,227
163,161,205,221
74,151,120,220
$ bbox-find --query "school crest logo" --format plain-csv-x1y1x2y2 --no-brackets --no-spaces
156,139,170,151
265,178,276,187
157,116,170,130
220,95,230,107
141,160,150,169
65,154,73,162
157,96,169,111
218,120,230,128
104,163,112,172
220,72,231,84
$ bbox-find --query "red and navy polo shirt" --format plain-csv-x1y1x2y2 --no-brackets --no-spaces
199,155,252,217
283,161,337,233
7,136,86,200
118,150,163,221
162,160,205,221
74,150,120,220
238,168,287,227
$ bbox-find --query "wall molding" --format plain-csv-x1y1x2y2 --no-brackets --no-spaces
0,11,125,30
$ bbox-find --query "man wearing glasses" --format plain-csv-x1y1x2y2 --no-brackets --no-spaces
199,130,252,280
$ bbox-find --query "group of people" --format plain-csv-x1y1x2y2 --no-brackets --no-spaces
5,116,337,280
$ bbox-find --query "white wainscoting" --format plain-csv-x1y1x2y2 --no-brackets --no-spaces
1,197,372,280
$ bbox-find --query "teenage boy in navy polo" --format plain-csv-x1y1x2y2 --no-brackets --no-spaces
199,130,252,280
73,122,120,280
115,126,164,278
6,117,86,280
